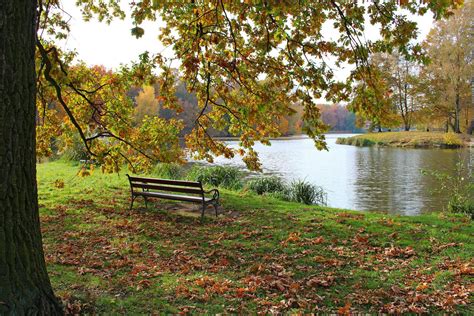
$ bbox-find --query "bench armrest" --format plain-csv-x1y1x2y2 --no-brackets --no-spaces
204,189,219,201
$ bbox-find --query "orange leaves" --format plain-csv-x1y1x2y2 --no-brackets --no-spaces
136,279,152,290
337,302,351,316
194,276,214,287
282,232,326,247
306,274,336,288
61,294,93,316
415,282,429,292
77,165,93,177
314,256,344,268
194,276,233,295
384,246,415,259
336,212,365,220
378,218,398,227
381,281,473,313
281,232,301,245
53,179,65,189
308,236,325,245
439,259,474,276
131,263,151,277
431,241,460,253
353,234,369,244
458,263,474,276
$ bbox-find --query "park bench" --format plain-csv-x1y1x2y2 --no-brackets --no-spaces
126,175,220,220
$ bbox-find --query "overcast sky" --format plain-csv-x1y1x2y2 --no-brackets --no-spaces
59,2,435,81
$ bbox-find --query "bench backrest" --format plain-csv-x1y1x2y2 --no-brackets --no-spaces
127,175,204,196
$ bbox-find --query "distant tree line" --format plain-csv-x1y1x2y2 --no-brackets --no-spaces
131,80,362,136
349,1,473,134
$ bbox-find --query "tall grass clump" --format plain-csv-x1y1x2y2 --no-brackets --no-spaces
286,179,327,206
187,165,242,189
246,175,327,206
152,163,184,179
246,176,286,195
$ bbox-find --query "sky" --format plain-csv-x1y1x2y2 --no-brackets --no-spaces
59,2,164,69
59,2,435,82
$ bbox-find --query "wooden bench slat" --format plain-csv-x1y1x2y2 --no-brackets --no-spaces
137,191,211,203
131,183,203,195
128,176,202,187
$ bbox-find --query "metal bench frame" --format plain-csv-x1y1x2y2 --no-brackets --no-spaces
126,175,219,220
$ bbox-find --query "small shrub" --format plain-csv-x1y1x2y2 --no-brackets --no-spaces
443,133,462,147
449,198,474,219
362,138,375,146
353,138,374,147
286,179,327,206
153,163,184,179
447,182,474,219
187,165,242,189
246,176,286,195
60,134,89,161
422,158,473,219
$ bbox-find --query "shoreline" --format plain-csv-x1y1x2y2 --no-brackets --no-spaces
336,131,468,149
212,132,362,142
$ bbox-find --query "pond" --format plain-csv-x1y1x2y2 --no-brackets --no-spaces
212,134,473,215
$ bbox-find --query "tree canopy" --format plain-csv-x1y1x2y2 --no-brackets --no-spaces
420,0,473,132
347,1,472,133
36,0,464,170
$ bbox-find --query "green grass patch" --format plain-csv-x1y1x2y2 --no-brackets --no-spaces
38,161,473,314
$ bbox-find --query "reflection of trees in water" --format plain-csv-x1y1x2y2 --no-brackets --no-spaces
352,148,470,215
213,138,472,215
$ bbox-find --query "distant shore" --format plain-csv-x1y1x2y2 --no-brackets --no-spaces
213,132,361,142
336,131,468,148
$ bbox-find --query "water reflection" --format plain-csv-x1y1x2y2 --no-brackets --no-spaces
211,134,472,215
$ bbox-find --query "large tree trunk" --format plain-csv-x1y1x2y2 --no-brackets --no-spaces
0,1,62,314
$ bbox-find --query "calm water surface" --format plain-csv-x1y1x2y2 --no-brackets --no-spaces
212,134,473,215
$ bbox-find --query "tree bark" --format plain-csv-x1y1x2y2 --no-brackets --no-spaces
454,92,461,133
0,1,62,314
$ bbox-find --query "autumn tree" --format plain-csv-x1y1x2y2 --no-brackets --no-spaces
318,104,359,132
383,52,421,131
420,0,473,133
133,85,161,124
348,64,400,132
0,0,462,313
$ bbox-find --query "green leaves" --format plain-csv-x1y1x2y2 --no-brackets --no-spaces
131,26,145,38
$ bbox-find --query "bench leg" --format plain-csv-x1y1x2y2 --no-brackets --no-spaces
213,203,219,218
130,196,136,210
201,203,206,222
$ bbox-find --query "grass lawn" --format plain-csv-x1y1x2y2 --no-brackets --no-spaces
38,160,473,314
336,131,466,148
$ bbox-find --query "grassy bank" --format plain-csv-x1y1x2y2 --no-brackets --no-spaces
336,131,466,148
38,161,473,314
